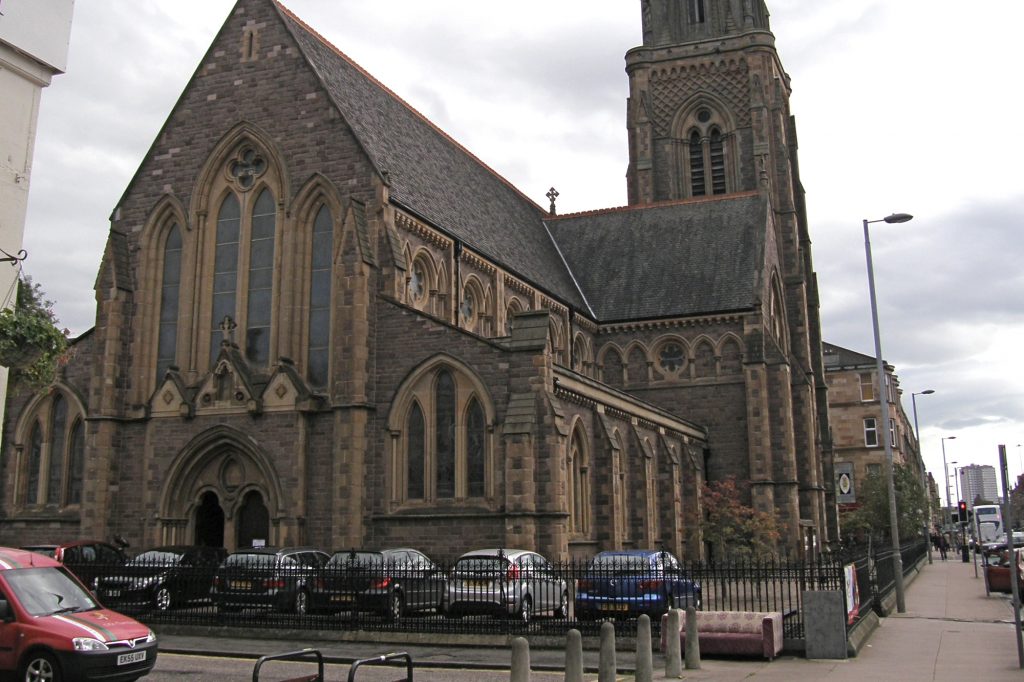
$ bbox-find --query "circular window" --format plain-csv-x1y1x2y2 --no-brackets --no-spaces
697,108,712,123
659,342,685,373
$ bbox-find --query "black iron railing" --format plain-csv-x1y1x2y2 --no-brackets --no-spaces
72,554,854,641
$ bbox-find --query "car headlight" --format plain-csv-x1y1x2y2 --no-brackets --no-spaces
73,638,110,651
145,630,157,644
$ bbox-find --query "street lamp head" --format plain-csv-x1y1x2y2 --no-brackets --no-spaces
919,389,935,395
884,213,914,224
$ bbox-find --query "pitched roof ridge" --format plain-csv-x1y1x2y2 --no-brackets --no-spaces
273,0,547,216
545,191,762,221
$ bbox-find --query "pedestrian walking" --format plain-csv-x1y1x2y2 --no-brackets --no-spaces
939,534,948,560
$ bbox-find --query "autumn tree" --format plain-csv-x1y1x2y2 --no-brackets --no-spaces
702,477,781,562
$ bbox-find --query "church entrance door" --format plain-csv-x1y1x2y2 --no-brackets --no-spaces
194,491,225,547
236,490,270,549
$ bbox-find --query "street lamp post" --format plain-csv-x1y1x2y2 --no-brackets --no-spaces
911,389,935,563
952,465,969,561
863,212,913,613
942,436,957,528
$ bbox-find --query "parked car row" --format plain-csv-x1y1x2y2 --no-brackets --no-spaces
24,541,702,625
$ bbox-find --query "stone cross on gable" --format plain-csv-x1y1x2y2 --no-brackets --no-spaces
546,187,559,216
219,315,238,347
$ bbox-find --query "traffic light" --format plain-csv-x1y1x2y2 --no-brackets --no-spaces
958,500,967,525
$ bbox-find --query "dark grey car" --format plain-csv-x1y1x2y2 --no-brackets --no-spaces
210,546,328,615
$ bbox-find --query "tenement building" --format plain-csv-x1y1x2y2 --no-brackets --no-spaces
0,0,835,560
823,343,923,513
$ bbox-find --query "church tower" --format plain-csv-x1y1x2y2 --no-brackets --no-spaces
628,0,778,205
627,0,836,552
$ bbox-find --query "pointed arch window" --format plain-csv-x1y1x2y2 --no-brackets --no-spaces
211,194,240,366
568,428,591,537
466,398,485,497
245,189,276,365
308,205,333,387
25,422,42,506
435,371,456,499
19,393,86,510
47,394,67,505
392,364,493,504
67,419,84,505
157,224,182,381
407,403,425,500
681,106,733,198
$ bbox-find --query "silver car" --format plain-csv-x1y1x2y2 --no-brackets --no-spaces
447,548,567,623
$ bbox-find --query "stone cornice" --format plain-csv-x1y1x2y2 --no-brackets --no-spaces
395,210,451,250
598,312,746,335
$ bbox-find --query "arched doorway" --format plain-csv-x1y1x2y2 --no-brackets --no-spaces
194,491,225,548
236,490,270,549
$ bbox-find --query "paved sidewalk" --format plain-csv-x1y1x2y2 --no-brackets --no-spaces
157,557,1024,680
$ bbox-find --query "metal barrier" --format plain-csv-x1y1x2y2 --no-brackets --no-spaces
347,652,413,682
252,648,324,682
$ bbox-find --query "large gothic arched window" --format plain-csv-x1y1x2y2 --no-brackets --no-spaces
18,390,86,509
391,361,494,504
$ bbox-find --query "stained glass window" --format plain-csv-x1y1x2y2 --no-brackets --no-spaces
308,205,332,387
435,371,456,498
659,342,685,373
67,420,84,505
157,224,181,381
246,189,276,365
47,395,67,505
211,194,240,366
407,403,425,500
466,398,485,497
26,423,41,506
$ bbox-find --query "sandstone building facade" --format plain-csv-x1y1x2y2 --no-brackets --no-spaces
0,0,835,561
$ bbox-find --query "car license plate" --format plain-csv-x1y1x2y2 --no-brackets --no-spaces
117,651,147,666
331,594,353,602
104,590,121,598
229,580,251,590
464,580,489,589
600,603,628,612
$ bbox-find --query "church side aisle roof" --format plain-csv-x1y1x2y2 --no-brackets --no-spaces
546,193,766,322
274,2,588,312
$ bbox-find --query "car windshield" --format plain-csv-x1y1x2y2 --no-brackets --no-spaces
589,555,652,572
129,551,183,566
327,552,382,568
454,557,507,576
5,567,98,617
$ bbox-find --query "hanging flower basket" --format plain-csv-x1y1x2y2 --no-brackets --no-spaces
0,276,70,389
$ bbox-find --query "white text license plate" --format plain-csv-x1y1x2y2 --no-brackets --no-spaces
117,651,147,666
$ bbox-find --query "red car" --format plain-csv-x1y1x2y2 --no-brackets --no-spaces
0,547,157,681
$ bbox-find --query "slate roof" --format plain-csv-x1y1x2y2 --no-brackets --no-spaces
546,194,767,322
272,1,770,326
274,2,587,311
822,342,886,369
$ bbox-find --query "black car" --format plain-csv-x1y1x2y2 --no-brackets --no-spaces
210,546,329,615
311,548,447,621
96,545,227,612
20,540,128,590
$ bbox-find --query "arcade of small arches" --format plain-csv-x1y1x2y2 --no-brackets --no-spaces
598,334,745,386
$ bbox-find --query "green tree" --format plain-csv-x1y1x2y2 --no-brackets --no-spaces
0,276,69,390
702,477,781,561
840,463,927,543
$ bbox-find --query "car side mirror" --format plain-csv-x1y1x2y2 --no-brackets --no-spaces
0,599,13,623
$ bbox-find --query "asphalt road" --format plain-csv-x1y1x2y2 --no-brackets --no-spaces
149,652,571,681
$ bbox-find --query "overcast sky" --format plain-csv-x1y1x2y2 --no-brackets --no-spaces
19,0,1024,495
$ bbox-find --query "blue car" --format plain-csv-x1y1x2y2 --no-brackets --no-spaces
575,549,700,619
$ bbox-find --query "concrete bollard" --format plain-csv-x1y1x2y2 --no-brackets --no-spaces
598,620,617,682
665,608,683,677
564,628,583,682
684,605,701,670
511,636,531,682
635,614,653,682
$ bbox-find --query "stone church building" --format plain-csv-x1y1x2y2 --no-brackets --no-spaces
1,0,835,561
